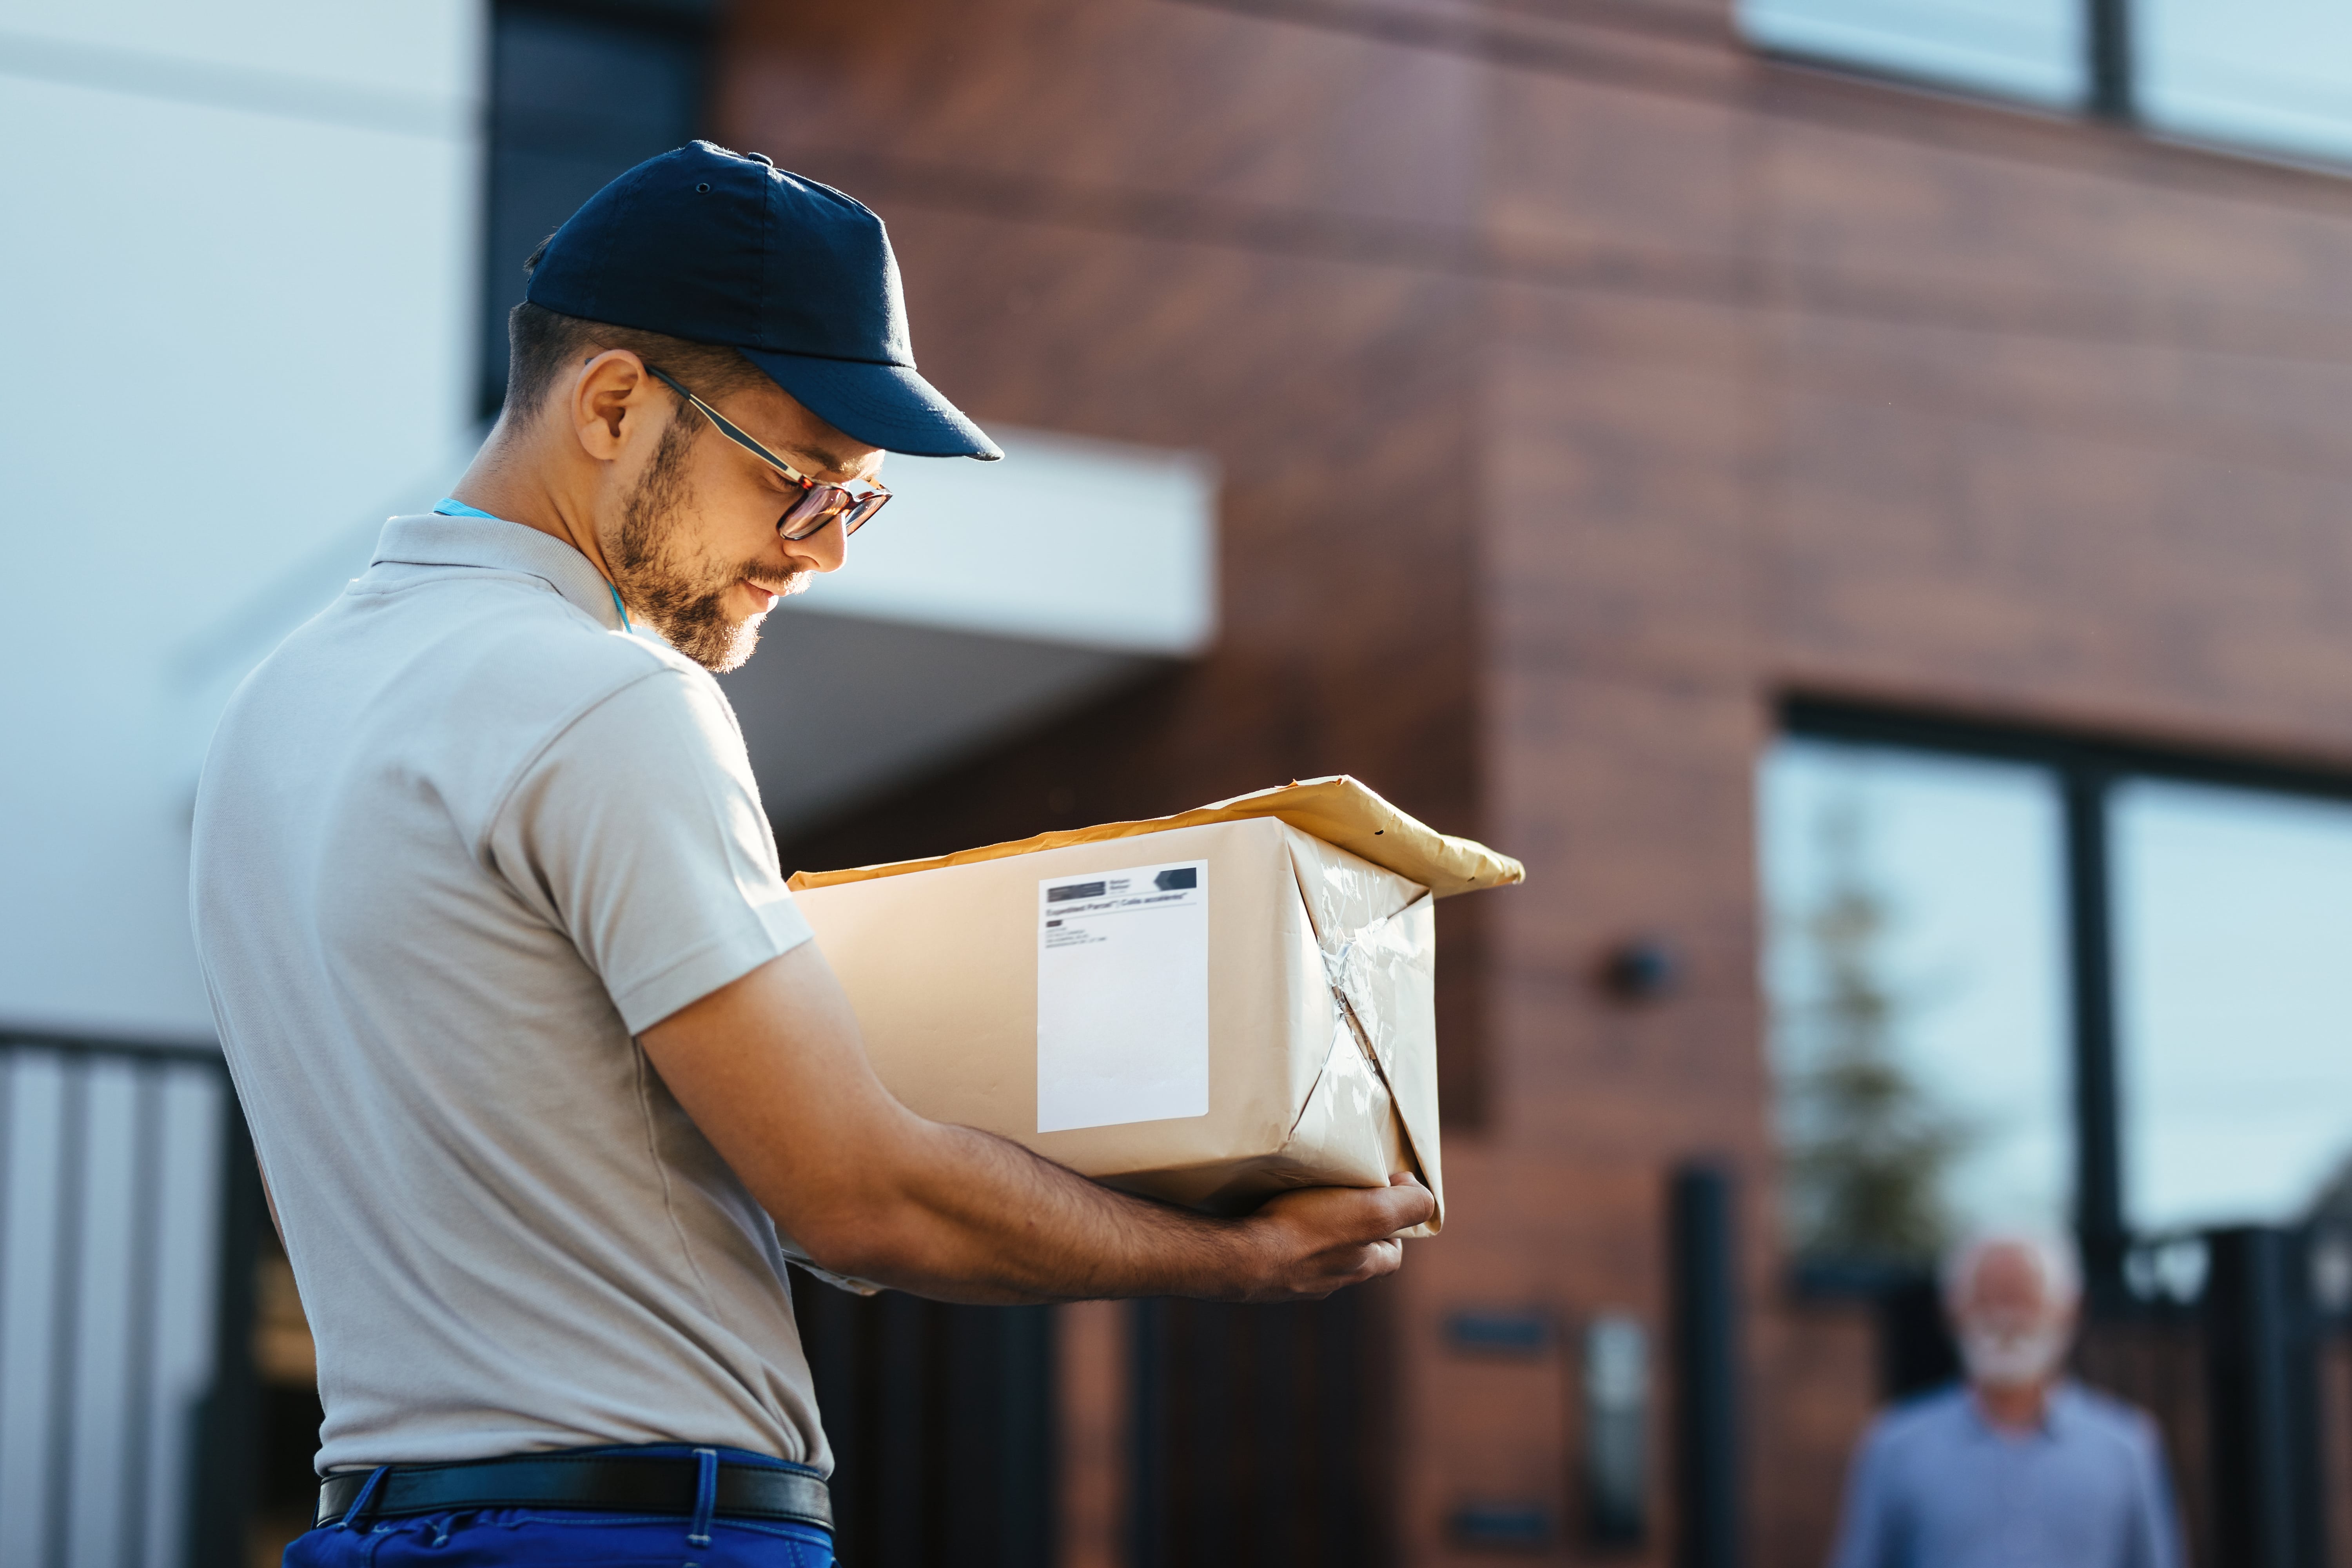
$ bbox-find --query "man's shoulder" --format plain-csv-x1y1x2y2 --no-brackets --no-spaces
2055,1383,2164,1457
339,557,717,718
220,558,728,795
431,590,710,717
1861,1383,1973,1455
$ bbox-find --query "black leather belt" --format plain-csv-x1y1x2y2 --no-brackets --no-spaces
314,1453,831,1531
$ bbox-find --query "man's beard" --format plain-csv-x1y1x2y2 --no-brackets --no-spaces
1958,1321,2070,1389
612,417,806,673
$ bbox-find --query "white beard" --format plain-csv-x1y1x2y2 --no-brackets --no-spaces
1959,1324,2069,1388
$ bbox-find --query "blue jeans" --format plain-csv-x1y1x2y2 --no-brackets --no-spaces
283,1446,834,1568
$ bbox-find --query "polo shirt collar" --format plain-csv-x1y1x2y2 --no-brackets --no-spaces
1963,1381,2075,1442
372,505,630,633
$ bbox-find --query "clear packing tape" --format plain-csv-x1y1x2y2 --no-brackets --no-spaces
1258,833,1444,1238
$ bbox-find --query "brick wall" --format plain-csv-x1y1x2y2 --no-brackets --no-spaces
719,3,2352,1561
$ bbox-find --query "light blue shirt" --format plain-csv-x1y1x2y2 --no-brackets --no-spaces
1828,1383,2183,1568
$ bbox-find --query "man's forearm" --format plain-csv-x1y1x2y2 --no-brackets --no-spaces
793,1118,1272,1304
641,946,1431,1307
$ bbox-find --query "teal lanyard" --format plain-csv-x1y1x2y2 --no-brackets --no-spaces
433,497,631,633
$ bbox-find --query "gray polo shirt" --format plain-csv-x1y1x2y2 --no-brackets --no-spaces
190,512,826,1473
1828,1382,2183,1568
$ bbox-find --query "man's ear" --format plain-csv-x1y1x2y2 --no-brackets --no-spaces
570,349,654,461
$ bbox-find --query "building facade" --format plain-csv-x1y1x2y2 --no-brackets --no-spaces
716,1,2352,1564
14,0,2352,1561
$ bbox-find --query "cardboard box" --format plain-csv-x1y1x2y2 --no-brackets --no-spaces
787,778,1522,1244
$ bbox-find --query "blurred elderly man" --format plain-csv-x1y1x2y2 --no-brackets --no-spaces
1827,1230,2183,1568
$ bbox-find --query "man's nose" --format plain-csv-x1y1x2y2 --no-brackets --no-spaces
786,517,849,575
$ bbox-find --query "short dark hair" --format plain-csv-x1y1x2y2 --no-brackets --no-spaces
501,239,766,425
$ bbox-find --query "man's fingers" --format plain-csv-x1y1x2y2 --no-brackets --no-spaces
1304,1174,1432,1239
1258,1172,1436,1240
1237,1174,1434,1301
1365,1172,1435,1234
1278,1238,1404,1302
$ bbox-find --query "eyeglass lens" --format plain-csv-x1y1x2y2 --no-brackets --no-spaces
780,486,888,541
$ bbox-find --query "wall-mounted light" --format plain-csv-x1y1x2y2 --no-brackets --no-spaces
1599,937,1682,1003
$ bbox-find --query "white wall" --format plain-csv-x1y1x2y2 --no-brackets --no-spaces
0,2,1220,1038
0,10,1208,1557
726,428,1218,835
800,428,1216,654
0,1,484,1041
0,9,477,1550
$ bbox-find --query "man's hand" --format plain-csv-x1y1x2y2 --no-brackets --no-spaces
639,943,1435,1305
1227,1174,1434,1302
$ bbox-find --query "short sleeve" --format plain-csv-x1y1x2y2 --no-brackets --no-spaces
487,666,813,1033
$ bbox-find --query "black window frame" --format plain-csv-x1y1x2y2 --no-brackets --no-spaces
1743,0,2350,162
2088,0,2133,122
477,0,722,420
1780,694,2352,1306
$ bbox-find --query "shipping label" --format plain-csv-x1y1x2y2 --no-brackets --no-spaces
1036,859,1210,1132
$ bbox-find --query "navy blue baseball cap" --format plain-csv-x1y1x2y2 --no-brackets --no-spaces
526,141,1000,461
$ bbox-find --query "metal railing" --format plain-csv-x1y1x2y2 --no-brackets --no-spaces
2085,1225,2345,1568
0,1030,263,1568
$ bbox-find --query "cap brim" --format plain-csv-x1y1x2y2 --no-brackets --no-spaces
741,348,1002,460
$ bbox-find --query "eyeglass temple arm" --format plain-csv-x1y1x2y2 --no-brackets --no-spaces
647,364,887,501
646,367,809,483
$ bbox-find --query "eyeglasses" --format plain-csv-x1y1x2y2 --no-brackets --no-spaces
646,365,890,541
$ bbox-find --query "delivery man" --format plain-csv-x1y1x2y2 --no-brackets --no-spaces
189,142,1432,1567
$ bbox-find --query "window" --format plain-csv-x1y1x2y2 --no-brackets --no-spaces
1739,0,2352,174
1738,0,2088,110
1760,739,2073,1270
479,1,713,416
1762,701,2352,1293
2115,781,2352,1233
2137,0,2352,168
